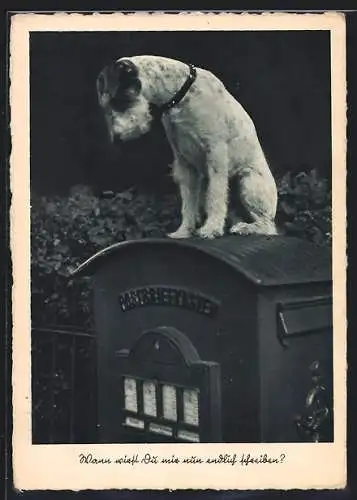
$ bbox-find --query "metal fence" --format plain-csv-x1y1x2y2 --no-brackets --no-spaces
31,326,97,444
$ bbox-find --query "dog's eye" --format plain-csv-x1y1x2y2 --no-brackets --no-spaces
110,94,130,112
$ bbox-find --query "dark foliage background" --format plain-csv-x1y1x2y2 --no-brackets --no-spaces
30,31,332,328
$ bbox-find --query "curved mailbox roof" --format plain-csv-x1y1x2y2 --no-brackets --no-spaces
70,235,332,287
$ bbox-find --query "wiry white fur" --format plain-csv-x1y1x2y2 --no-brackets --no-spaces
97,55,278,239
111,95,153,141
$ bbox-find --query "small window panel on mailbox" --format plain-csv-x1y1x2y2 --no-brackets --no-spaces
72,234,333,444
116,326,221,443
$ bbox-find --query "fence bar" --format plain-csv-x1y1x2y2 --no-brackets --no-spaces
32,326,97,444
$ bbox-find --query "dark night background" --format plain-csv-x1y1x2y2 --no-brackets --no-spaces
30,30,331,196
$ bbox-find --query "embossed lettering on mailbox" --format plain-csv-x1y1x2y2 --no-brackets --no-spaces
118,286,220,317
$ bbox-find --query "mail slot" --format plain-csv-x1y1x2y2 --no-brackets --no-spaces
72,235,333,443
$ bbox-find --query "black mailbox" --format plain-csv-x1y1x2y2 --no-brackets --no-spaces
73,235,333,443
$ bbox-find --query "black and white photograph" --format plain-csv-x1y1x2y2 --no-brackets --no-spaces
10,12,346,491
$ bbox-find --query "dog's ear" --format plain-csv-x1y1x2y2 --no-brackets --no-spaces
97,59,142,110
115,59,138,79
112,59,142,103
114,59,140,89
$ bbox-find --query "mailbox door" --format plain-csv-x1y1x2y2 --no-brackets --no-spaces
257,284,333,442
114,327,222,443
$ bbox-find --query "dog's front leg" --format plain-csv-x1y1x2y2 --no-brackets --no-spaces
168,160,200,239
197,146,229,239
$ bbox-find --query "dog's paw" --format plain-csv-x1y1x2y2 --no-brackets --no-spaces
197,225,224,240
167,228,192,239
230,221,278,236
229,222,252,235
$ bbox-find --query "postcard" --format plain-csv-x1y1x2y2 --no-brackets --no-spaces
10,11,346,491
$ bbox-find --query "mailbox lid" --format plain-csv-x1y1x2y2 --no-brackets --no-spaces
72,235,331,287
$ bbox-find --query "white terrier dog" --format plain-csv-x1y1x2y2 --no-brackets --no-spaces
96,55,278,239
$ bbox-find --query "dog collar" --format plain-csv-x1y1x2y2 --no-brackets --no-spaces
159,63,197,114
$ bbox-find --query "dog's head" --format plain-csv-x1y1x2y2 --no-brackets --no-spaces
97,58,154,143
